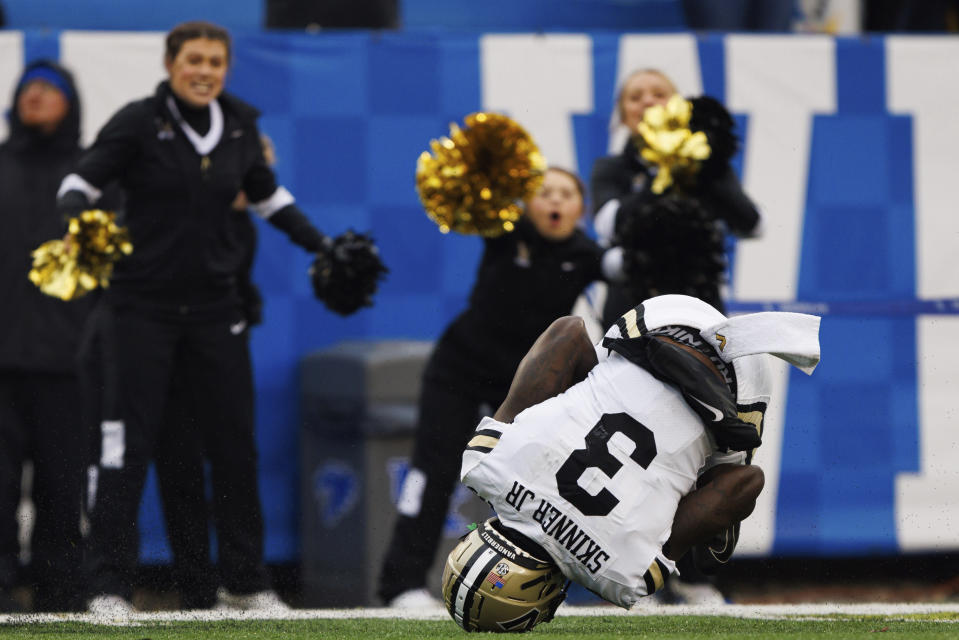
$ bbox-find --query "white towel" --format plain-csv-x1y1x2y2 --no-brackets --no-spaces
701,312,821,375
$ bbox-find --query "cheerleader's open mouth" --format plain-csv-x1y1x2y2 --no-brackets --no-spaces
549,211,561,223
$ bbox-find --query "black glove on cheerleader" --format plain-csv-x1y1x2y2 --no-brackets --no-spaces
57,189,89,222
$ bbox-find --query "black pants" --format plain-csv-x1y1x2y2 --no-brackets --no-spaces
376,357,505,603
154,374,217,609
80,300,268,600
0,371,85,611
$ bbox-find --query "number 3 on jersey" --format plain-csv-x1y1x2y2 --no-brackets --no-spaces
555,413,658,516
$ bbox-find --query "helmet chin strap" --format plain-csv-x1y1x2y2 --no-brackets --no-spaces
543,580,571,623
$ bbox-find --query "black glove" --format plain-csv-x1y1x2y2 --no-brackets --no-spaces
643,337,760,452
57,189,89,222
693,521,740,575
310,230,388,316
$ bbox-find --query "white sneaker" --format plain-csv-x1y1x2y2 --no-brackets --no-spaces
667,580,727,605
88,594,135,618
387,588,444,610
215,588,291,612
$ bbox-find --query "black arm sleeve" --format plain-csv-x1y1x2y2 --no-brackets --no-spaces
590,156,633,214
699,165,760,236
239,123,328,253
71,102,145,192
267,204,328,253
577,235,605,283
96,182,126,219
241,135,281,203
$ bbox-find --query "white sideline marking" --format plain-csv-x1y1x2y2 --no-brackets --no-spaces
1,603,958,626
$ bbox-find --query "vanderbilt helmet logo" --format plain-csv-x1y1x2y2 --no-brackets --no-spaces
715,332,727,351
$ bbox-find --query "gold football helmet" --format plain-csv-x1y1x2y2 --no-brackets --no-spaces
442,518,567,633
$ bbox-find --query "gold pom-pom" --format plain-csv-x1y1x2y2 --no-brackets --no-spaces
636,94,711,194
28,209,133,301
416,112,546,237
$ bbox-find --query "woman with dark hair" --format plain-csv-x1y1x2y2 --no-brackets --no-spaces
151,133,273,611
57,21,382,616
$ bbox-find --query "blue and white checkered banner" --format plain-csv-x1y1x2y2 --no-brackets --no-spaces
3,30,957,561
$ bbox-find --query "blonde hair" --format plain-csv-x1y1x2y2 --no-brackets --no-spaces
613,68,677,128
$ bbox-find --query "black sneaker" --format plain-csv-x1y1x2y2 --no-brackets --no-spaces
693,522,740,575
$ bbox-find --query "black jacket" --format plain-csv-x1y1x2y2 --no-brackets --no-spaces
590,139,760,235
0,61,91,373
590,138,761,324
590,139,650,216
60,81,322,308
427,218,604,395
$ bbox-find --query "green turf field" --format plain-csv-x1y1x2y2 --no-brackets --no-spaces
1,614,956,639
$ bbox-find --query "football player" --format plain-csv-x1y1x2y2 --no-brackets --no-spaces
442,294,820,631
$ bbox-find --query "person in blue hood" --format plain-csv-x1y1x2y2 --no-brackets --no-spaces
0,59,87,612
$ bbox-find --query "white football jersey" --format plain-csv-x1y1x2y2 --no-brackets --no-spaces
461,349,741,608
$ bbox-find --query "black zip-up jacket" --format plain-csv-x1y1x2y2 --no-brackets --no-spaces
590,138,760,235
427,218,604,395
0,61,91,372
58,81,324,307
590,138,761,323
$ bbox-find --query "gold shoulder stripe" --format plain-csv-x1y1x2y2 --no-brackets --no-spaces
738,409,765,462
737,410,764,437
623,308,641,338
467,434,500,451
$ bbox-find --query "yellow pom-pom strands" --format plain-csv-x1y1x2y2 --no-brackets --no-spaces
416,112,546,237
28,239,82,301
28,209,133,301
636,95,711,195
